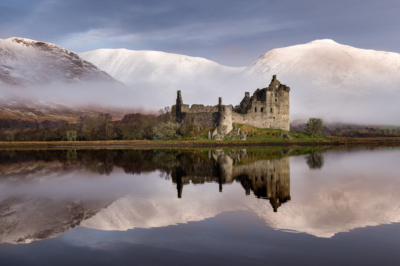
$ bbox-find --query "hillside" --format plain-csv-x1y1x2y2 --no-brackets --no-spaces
79,48,243,86
0,37,118,86
79,48,245,108
245,39,400,92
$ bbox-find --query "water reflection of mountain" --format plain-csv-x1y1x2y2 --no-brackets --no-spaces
172,149,290,212
0,148,292,244
1,148,400,242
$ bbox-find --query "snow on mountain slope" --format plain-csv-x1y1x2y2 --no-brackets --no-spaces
79,49,245,109
245,39,400,91
79,48,243,86
244,40,400,124
0,37,117,86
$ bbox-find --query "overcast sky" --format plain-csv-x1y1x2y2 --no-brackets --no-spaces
1,0,399,66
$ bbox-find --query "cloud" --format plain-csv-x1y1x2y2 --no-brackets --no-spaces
2,0,400,66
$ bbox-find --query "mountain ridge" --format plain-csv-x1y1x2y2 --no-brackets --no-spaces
0,37,119,86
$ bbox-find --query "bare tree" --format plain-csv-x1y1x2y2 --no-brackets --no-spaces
305,118,324,138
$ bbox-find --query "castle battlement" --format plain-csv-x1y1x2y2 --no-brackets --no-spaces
172,75,290,133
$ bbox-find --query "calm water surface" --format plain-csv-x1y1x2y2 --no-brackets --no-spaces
0,147,399,265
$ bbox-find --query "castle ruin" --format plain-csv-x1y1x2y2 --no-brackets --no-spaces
171,149,291,212
172,75,290,135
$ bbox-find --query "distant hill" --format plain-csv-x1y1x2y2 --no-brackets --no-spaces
79,48,243,86
245,39,400,92
0,37,118,86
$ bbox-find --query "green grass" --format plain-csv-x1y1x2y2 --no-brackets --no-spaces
173,124,329,143
200,124,329,143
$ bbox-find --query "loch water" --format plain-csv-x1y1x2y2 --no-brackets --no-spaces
0,146,399,265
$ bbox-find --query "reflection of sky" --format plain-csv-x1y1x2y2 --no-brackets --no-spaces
1,148,400,241
1,148,400,264
2,211,400,266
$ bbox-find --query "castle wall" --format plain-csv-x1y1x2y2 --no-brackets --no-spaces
172,103,219,127
231,87,290,131
173,75,290,132
181,112,219,127
182,104,219,113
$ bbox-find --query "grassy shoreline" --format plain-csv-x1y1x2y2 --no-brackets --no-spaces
1,137,400,148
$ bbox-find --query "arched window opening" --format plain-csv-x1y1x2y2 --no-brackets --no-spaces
261,108,264,112
270,108,273,113
255,107,257,112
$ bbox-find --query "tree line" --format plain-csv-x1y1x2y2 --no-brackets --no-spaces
0,107,184,142
292,121,400,138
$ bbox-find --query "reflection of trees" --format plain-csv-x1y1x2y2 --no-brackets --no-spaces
0,148,292,212
305,152,324,170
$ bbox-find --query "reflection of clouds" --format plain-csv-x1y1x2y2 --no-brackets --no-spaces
83,149,400,238
1,148,400,244
260,150,400,237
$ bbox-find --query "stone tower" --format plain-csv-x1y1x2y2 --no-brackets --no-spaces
176,90,183,123
217,97,233,134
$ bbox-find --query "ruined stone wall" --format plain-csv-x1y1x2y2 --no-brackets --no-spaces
231,86,290,131
183,104,219,113
181,112,219,127
172,103,219,127
173,75,290,132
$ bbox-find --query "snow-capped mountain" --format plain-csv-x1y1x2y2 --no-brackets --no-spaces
243,40,400,124
245,39,400,92
79,48,243,86
0,37,117,86
79,49,245,109
1,37,400,123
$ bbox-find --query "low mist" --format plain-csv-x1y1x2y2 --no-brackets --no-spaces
1,73,400,126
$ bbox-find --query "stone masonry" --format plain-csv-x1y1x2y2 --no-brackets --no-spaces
172,75,290,133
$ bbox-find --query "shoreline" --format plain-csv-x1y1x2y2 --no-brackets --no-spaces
1,138,400,148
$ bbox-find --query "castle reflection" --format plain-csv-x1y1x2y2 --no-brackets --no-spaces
172,149,291,212
0,147,325,244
